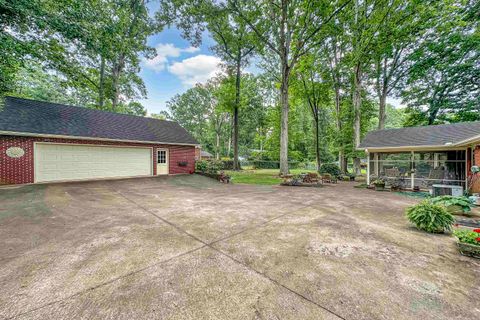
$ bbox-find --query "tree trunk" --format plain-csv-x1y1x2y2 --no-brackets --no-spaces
378,91,387,130
279,57,290,176
216,132,220,160
98,56,105,108
233,58,241,170
315,118,321,172
353,157,361,175
111,56,125,111
353,62,362,149
339,151,346,172
353,62,362,175
334,85,346,172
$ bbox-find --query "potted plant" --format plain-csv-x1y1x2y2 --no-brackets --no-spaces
390,178,404,191
430,195,474,215
406,200,454,233
453,228,480,259
347,172,356,181
372,179,386,191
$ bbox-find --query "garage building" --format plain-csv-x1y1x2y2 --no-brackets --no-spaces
0,96,199,185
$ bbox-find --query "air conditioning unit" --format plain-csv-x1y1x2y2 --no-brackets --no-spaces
431,184,464,197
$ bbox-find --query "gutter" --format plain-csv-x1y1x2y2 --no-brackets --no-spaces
0,130,200,147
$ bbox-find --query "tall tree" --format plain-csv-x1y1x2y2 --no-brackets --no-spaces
157,0,255,169
228,0,350,175
401,0,479,125
293,54,331,171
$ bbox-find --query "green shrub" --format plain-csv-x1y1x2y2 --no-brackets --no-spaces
195,160,224,174
253,161,279,169
453,228,480,246
319,163,341,177
406,200,455,233
430,195,474,213
195,160,208,173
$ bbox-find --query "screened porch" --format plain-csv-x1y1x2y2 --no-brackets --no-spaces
367,150,467,190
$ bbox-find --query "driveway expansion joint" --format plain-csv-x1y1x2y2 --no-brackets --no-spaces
112,188,347,320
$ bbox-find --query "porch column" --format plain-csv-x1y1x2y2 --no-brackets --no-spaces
366,150,370,185
411,151,415,189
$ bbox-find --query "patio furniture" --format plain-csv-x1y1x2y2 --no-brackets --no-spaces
218,171,230,183
303,172,319,183
321,173,337,184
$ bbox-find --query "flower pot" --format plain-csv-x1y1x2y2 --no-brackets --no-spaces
457,242,480,259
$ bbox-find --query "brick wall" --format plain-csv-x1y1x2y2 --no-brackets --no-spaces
0,135,195,185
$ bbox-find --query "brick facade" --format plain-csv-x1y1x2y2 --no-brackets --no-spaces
0,135,195,185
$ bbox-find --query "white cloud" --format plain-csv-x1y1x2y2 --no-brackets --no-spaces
168,55,222,86
144,43,200,72
184,46,200,53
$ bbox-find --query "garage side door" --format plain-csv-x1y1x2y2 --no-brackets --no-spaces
35,143,152,183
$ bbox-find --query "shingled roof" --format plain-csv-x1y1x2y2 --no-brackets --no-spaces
359,122,480,150
0,96,199,145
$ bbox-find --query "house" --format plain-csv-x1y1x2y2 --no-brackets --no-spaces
194,147,214,160
200,150,214,160
358,122,480,192
0,96,199,185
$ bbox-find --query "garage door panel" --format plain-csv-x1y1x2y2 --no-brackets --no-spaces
35,144,152,183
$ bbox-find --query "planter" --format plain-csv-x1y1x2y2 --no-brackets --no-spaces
374,184,385,191
457,242,480,259
349,176,356,181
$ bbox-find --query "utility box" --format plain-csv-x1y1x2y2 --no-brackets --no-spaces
431,184,464,197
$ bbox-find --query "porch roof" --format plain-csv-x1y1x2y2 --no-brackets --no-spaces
359,121,480,151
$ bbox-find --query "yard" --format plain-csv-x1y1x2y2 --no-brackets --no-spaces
225,168,318,185
0,175,479,319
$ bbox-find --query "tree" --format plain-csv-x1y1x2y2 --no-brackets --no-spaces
372,0,435,129
401,0,479,125
157,0,255,169
1,0,158,113
228,0,350,175
293,54,331,171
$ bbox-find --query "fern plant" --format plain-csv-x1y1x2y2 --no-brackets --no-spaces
430,196,474,213
406,200,455,233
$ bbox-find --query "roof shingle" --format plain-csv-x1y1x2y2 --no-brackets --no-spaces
0,96,198,145
359,122,480,149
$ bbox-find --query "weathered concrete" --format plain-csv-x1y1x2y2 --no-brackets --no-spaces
0,175,479,319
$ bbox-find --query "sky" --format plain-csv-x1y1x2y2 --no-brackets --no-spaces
139,27,221,115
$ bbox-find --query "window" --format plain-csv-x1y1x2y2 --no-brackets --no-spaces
157,150,167,164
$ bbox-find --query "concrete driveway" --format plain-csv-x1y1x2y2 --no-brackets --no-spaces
0,175,478,320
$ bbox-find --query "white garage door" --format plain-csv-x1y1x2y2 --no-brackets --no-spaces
35,143,152,183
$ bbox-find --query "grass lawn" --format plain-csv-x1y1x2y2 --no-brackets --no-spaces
225,168,317,185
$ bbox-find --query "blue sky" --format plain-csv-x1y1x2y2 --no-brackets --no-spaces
139,27,221,115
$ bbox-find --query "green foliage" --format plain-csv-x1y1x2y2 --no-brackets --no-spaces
430,196,474,213
1,0,158,111
221,160,241,170
319,163,342,177
252,161,279,169
195,160,224,175
406,201,454,233
453,229,480,246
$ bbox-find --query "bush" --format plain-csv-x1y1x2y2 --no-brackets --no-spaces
406,200,455,233
195,160,208,173
430,195,474,213
221,160,241,170
253,161,279,169
319,163,342,177
195,160,224,174
453,228,480,246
